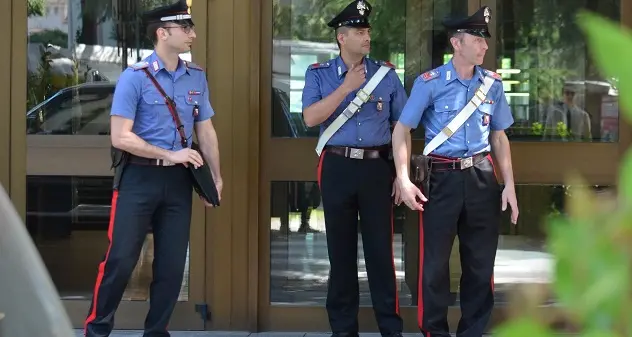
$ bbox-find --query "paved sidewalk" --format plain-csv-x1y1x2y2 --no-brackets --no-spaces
74,330,423,336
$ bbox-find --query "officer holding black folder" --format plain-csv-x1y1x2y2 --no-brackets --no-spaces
83,1,222,336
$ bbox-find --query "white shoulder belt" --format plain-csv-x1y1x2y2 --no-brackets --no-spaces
423,75,496,155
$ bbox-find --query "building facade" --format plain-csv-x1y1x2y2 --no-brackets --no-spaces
2,0,630,333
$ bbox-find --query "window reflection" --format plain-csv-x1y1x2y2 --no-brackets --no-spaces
269,181,612,306
271,0,467,139
26,176,190,301
27,0,185,135
496,0,620,142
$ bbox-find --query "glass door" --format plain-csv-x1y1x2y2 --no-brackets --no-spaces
260,0,484,332
260,0,630,333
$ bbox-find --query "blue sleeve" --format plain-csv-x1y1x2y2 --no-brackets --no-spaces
389,70,408,123
301,69,321,110
110,69,141,120
490,81,514,131
196,76,215,122
397,76,432,129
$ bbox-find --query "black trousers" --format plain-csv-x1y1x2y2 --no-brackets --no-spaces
417,154,500,337
318,150,402,335
84,163,193,337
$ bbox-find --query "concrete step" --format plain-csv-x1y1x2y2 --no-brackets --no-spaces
74,330,425,336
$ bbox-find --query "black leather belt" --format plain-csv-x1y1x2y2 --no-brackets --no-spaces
325,145,389,160
128,155,177,166
430,152,489,171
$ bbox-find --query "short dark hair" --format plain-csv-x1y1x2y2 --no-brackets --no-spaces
334,26,350,49
448,31,465,51
146,22,167,45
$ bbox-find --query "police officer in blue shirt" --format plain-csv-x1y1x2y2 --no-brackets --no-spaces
302,1,407,336
84,1,223,336
391,6,519,337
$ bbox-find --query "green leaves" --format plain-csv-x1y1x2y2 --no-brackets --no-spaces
27,0,45,17
576,10,632,123
494,317,555,337
619,149,632,206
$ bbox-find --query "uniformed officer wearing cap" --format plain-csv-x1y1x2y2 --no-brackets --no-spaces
301,1,407,336
391,6,519,337
83,1,223,336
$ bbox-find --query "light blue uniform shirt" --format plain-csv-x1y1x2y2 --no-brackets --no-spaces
398,59,514,158
302,56,408,147
111,51,215,151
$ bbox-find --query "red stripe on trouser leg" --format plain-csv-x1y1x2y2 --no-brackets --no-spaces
84,190,119,336
416,209,425,331
317,150,326,190
390,206,400,314
491,273,494,292
486,154,497,179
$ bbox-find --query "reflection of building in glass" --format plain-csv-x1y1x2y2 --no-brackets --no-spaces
272,39,339,114
28,0,69,34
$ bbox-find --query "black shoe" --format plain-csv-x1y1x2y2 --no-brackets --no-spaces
331,333,359,337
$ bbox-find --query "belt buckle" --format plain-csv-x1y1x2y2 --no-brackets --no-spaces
349,148,364,159
156,159,173,166
460,157,473,169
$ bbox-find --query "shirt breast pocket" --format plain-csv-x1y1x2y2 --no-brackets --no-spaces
365,91,391,116
142,94,168,113
175,92,200,114
433,99,459,125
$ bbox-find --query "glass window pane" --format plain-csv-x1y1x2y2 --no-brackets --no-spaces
269,181,412,305
269,181,613,307
26,176,190,302
27,0,183,136
271,0,467,139
496,0,621,142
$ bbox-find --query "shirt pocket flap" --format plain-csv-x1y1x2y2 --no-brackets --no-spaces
434,100,457,113
478,102,494,115
175,91,201,106
142,94,167,105
368,92,391,103
181,96,199,106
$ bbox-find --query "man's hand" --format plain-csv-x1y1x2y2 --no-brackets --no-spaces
398,177,427,211
501,184,519,224
199,177,223,208
167,148,204,168
341,64,366,92
392,179,402,205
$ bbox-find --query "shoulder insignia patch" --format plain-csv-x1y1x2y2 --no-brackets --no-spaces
379,60,396,69
420,70,440,82
484,69,502,81
308,62,331,70
130,61,149,70
185,61,204,71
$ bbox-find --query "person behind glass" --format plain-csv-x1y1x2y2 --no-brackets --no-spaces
391,6,519,337
301,1,408,336
83,1,223,336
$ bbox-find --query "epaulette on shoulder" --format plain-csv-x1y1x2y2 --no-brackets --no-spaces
129,61,149,71
484,69,502,81
307,61,331,70
185,61,204,71
378,60,396,69
419,69,440,82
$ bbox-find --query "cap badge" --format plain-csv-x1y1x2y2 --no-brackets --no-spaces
357,1,367,16
483,7,491,23
186,0,193,14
